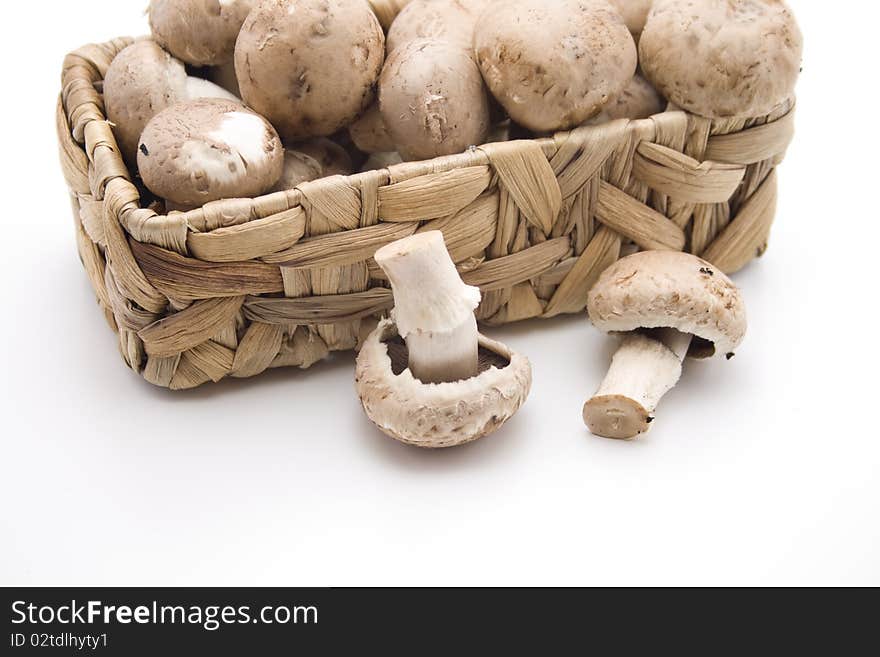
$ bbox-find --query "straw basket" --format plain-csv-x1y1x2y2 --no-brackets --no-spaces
58,36,795,390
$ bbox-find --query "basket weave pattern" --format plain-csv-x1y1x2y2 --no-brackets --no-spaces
58,38,794,390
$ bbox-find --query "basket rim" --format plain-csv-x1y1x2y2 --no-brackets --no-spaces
59,36,796,250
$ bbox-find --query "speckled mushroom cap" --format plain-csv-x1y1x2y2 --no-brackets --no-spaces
149,0,255,67
587,251,747,358
104,40,189,164
296,138,354,177
137,99,283,207
235,0,385,142
600,73,665,121
379,38,491,161
639,0,803,119
608,0,653,38
356,319,532,448
270,149,323,192
473,0,637,132
386,0,489,53
349,103,396,154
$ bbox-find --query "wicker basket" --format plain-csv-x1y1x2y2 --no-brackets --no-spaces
58,37,795,390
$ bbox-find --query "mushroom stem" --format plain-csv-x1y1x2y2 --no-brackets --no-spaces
375,231,482,384
583,328,692,440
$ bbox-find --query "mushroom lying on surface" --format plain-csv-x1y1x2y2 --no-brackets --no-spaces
356,231,532,448
584,251,747,440
639,0,803,118
138,99,283,209
148,0,255,67
104,40,237,164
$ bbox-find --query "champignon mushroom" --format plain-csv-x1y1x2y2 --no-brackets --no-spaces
639,0,803,118
356,231,532,448
359,151,403,172
348,103,396,154
148,0,255,67
206,60,242,98
137,98,283,208
593,74,666,122
296,138,354,177
234,0,385,141
584,251,747,440
270,149,324,193
379,38,491,161
607,0,653,41
473,0,637,132
104,40,237,164
385,0,489,53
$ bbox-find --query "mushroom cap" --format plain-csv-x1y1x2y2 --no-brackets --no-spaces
235,0,385,142
587,251,747,358
149,0,255,67
386,0,490,53
104,40,189,165
639,0,803,119
379,38,491,161
607,0,653,37
474,0,637,132
137,98,283,207
360,151,403,172
296,138,354,177
270,149,324,192
349,103,396,154
355,319,532,448
600,73,665,121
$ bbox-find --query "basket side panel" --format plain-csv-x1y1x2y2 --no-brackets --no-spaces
59,39,794,390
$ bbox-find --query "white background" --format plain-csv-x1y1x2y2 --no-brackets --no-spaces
1,1,877,586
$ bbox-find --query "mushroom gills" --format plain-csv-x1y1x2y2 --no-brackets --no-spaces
583,328,691,440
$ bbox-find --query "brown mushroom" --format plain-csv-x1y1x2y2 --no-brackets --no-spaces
270,150,324,193
379,38,490,161
584,251,747,440
137,99,283,208
607,0,653,41
148,0,255,67
234,0,385,141
639,0,803,118
104,40,237,164
356,231,532,448
473,0,637,132
349,103,396,154
385,0,489,53
594,74,666,122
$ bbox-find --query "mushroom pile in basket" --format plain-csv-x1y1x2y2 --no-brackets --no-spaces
103,0,801,444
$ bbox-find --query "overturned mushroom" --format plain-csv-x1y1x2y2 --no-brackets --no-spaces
356,231,531,448
584,251,747,440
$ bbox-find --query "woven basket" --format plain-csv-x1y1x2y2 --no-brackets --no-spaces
58,37,795,390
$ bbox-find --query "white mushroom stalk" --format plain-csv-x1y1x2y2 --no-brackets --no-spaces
583,328,692,440
374,231,481,384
